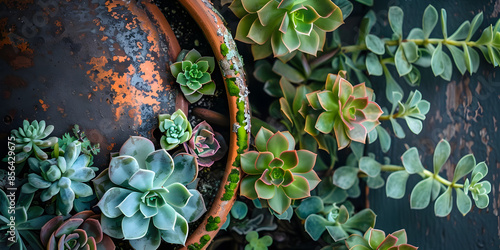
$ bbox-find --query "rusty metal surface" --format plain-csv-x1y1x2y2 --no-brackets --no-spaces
0,0,178,167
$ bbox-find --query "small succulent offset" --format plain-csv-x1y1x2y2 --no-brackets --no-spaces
40,210,115,250
11,120,58,163
345,228,417,250
94,136,206,249
159,110,192,151
230,0,343,60
240,127,321,215
185,121,228,168
245,231,273,250
305,72,383,149
0,190,55,250
170,49,216,103
21,141,96,215
464,162,491,209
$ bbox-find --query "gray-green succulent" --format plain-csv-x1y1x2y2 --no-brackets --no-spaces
94,136,206,249
159,110,193,151
21,141,96,215
11,120,58,164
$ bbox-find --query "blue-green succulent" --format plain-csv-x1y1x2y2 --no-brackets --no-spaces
94,136,206,249
159,110,193,151
11,120,58,163
21,141,96,215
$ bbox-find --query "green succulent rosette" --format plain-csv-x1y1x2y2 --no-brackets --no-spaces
305,72,383,149
21,141,96,215
240,127,321,215
94,136,206,249
464,162,492,209
159,109,192,151
230,0,343,60
170,49,216,103
11,120,58,163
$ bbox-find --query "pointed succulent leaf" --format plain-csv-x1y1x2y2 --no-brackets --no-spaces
122,212,150,240
410,178,433,209
109,156,140,188
163,153,198,187
174,190,206,223
452,154,476,183
145,149,174,187
434,186,453,217
160,214,188,245
268,187,291,215
161,183,192,208
401,148,424,174
97,187,134,218
433,139,451,174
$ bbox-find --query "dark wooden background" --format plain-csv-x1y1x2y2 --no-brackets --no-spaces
360,0,500,249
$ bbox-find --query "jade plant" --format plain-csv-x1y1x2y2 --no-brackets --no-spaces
170,49,216,103
40,210,115,250
0,190,55,250
184,121,227,168
239,127,320,215
230,0,343,60
11,120,58,163
94,136,206,248
159,109,192,151
345,228,417,250
305,71,383,149
21,141,96,215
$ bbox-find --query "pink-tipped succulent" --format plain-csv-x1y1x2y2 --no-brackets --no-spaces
304,72,383,149
40,210,115,250
184,121,228,168
345,228,418,250
240,127,321,215
230,0,343,61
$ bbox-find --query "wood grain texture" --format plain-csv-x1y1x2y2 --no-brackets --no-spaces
364,0,500,248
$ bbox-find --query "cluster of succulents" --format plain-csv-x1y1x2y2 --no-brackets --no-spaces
240,127,320,214
11,120,58,163
40,210,115,250
185,121,227,168
21,141,96,215
304,72,383,149
159,110,192,150
171,49,216,103
230,0,343,60
94,136,206,248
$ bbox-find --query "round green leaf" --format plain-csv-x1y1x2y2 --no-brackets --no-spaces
359,157,382,177
304,214,329,241
386,170,410,199
434,187,453,217
231,201,248,220
401,148,424,174
456,188,472,216
332,166,359,189
295,196,324,220
433,140,450,174
410,178,433,209
365,34,385,55
452,154,476,183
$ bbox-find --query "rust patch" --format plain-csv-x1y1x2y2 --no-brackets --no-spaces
38,99,49,111
107,142,116,151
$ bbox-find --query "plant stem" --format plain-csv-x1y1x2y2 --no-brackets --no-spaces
376,165,464,188
341,38,477,54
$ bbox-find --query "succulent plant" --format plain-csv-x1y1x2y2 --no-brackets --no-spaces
94,136,206,248
170,49,216,103
184,121,228,168
305,72,383,149
0,190,55,250
345,228,417,250
11,120,58,163
240,127,320,215
159,110,193,151
40,210,115,250
230,0,343,60
245,231,272,250
464,162,491,209
21,141,96,215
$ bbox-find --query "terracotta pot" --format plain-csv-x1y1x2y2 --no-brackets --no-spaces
0,0,248,249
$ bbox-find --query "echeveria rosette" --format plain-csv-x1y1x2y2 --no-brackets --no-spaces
170,49,216,103
159,110,192,151
40,210,115,250
230,0,343,60
184,121,228,168
464,162,492,209
94,136,206,249
240,127,320,215
11,120,58,163
345,228,418,250
305,72,383,149
21,141,96,215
